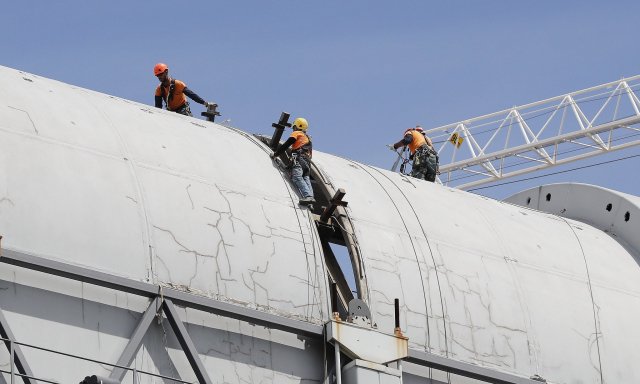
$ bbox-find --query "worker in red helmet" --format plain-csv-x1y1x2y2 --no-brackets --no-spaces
153,63,215,116
389,125,439,182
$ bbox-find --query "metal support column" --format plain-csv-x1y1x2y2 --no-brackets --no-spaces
162,299,213,384
109,298,160,382
334,343,342,384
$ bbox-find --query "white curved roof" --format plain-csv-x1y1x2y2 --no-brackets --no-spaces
312,154,640,383
1,65,639,383
505,182,640,258
0,65,328,323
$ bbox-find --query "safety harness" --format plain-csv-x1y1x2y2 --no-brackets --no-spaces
160,79,192,116
293,133,313,159
159,79,176,109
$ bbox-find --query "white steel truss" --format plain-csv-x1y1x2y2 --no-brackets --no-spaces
422,75,640,189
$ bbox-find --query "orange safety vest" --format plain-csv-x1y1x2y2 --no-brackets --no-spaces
155,79,188,111
404,130,427,154
291,131,309,149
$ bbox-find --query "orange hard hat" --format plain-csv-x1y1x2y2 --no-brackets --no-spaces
153,63,168,76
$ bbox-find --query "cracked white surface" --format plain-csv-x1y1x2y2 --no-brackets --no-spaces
0,65,327,384
0,65,328,324
312,151,640,384
2,64,640,384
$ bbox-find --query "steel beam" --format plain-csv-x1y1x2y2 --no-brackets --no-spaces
0,308,35,384
406,349,543,384
162,299,213,384
0,248,323,338
109,298,160,382
441,114,640,173
1,249,549,384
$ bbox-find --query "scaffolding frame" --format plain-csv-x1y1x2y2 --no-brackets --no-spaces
422,76,640,189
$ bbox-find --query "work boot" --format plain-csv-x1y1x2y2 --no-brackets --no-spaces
299,196,315,205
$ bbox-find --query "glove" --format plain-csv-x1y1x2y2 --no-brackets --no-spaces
204,101,218,109
387,144,396,151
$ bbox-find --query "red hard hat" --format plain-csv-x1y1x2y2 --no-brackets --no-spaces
153,63,168,76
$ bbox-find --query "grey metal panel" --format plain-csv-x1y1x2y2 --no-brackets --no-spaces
161,299,213,384
0,309,35,384
0,267,325,384
109,298,159,382
2,248,559,384
406,349,541,384
0,249,324,339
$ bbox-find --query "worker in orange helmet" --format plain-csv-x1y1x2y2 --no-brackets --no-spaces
153,63,215,116
389,125,439,182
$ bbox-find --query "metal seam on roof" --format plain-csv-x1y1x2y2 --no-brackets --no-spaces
559,215,604,381
364,163,447,355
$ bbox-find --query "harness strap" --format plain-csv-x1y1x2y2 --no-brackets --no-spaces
294,133,313,158
417,144,438,157
160,79,176,109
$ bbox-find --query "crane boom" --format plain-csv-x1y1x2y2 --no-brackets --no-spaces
423,75,640,189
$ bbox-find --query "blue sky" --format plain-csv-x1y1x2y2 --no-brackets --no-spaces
2,1,639,200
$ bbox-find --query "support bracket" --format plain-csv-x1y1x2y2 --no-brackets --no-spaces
320,188,348,223
269,112,292,150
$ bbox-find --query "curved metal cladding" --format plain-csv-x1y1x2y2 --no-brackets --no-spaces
0,66,328,383
312,152,640,384
505,183,640,383
505,183,640,259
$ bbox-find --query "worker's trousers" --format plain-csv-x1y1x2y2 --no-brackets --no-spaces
412,147,438,182
173,102,192,117
291,155,313,198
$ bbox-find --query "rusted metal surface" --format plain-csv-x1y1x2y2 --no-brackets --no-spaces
326,320,408,365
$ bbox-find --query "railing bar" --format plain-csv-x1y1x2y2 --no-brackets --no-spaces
0,338,192,383
0,369,58,384
10,339,14,384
